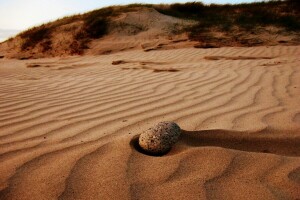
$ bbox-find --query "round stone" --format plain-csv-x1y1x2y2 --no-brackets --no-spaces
138,121,181,155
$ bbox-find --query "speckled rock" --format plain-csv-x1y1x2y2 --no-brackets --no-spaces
138,122,181,155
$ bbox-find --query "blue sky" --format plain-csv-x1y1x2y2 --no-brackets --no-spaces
0,0,258,41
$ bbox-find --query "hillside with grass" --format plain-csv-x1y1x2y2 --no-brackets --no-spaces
0,0,299,58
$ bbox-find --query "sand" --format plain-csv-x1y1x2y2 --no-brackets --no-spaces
0,45,299,199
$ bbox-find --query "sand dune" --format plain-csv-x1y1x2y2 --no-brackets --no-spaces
0,45,300,200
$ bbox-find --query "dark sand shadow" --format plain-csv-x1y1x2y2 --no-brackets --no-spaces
131,129,300,157
180,129,300,157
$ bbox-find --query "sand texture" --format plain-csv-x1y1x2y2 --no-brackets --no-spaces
0,45,300,200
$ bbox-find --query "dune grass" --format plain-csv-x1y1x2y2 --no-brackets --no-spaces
20,25,51,50
154,1,300,41
17,1,300,52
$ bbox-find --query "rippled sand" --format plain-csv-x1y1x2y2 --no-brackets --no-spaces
0,46,299,200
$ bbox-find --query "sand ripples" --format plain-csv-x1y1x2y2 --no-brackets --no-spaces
0,46,300,199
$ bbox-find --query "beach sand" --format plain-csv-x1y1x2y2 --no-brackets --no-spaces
0,45,299,199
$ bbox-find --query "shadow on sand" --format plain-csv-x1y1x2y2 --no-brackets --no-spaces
131,129,300,157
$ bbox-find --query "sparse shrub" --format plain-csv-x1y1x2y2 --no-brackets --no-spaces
70,41,83,55
83,17,108,39
154,0,300,41
20,25,51,50
74,29,87,40
69,11,109,55
287,0,300,11
85,7,114,20
40,40,52,52
15,1,300,54
170,2,204,17
155,2,204,19
277,15,300,31
71,29,90,54
50,15,83,29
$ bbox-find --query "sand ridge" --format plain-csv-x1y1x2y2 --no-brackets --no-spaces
0,45,300,199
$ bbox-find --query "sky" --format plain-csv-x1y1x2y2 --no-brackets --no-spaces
0,0,258,41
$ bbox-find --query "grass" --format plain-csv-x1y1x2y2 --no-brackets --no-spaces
20,25,51,50
83,17,108,39
71,4,151,52
16,1,300,53
153,1,300,41
80,4,152,38
154,2,205,19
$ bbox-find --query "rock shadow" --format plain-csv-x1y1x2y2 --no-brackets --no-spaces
180,129,300,157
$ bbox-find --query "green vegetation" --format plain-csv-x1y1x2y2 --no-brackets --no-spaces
287,0,300,10
17,1,300,52
71,5,153,54
154,1,300,40
79,8,111,39
19,15,82,51
80,4,152,38
155,2,205,19
19,25,51,50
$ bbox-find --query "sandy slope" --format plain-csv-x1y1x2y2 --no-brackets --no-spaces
0,8,196,59
0,45,299,200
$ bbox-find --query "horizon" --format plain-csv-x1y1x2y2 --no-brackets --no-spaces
0,0,259,42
